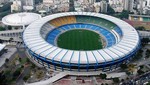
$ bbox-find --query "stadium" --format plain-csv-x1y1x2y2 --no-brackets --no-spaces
23,12,140,72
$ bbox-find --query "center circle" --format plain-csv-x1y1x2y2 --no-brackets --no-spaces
57,29,103,51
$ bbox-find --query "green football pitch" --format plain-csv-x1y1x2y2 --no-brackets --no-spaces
57,29,103,51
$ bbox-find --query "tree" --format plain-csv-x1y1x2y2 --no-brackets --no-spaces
26,58,30,63
140,65,144,69
146,49,150,58
105,83,108,85
7,26,12,30
141,38,149,44
23,74,30,82
121,79,124,82
126,71,131,76
0,39,2,43
107,4,115,15
13,68,22,79
146,82,150,85
100,73,107,79
112,77,120,83
120,64,127,70
0,71,6,84
119,10,129,19
101,83,104,85
0,3,12,12
0,26,5,31
137,69,144,75
9,37,13,42
31,63,36,69
19,57,22,62
5,58,9,63
136,26,145,31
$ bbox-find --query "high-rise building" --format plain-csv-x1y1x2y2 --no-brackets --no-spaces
123,0,134,12
100,0,108,13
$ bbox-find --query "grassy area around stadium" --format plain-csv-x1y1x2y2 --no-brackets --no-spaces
57,29,103,51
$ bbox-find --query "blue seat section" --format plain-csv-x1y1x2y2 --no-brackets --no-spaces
46,29,61,45
114,26,123,37
46,23,116,47
95,27,116,47
74,24,80,28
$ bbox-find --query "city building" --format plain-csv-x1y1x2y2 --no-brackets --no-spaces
100,0,108,13
129,14,150,22
108,0,124,12
109,0,135,12
43,0,54,5
94,2,101,13
11,0,22,12
123,0,134,12
0,0,9,4
22,0,35,11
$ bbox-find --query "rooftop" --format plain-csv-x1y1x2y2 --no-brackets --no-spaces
2,12,41,26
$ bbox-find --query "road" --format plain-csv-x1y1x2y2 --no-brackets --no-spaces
16,66,30,85
16,47,30,85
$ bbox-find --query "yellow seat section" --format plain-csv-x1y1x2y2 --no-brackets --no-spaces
50,18,61,27
49,16,76,27
67,16,76,23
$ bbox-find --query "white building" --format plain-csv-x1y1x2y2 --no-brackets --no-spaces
74,0,96,12
11,0,22,12
43,0,54,6
40,0,69,12
137,0,150,14
109,0,134,12
94,2,101,13
123,0,134,12
109,0,124,12
22,0,35,11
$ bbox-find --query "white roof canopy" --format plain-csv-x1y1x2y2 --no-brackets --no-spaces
23,12,140,64
2,12,41,26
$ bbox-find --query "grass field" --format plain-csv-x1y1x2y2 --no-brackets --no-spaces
57,29,102,51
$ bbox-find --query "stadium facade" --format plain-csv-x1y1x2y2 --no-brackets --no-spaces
23,12,140,72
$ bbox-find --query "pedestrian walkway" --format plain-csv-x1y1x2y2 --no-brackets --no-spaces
25,71,68,85
25,71,126,85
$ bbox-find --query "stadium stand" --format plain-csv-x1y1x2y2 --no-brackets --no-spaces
75,16,116,30
50,15,116,30
50,16,76,27
46,23,116,47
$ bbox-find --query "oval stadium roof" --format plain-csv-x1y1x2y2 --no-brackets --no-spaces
23,12,140,64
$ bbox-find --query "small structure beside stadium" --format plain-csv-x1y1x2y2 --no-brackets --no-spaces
2,12,41,30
